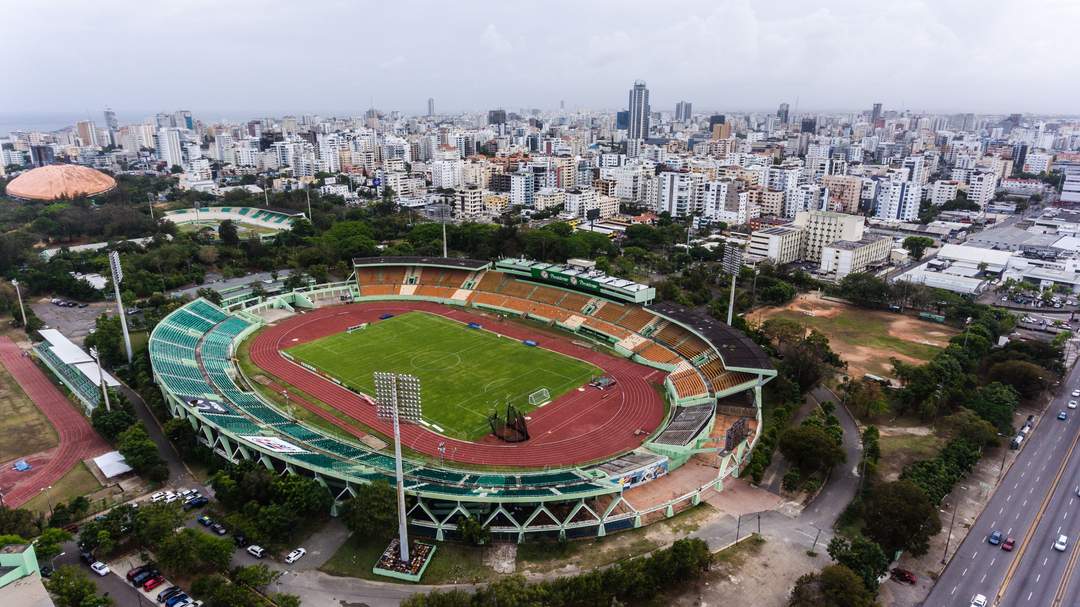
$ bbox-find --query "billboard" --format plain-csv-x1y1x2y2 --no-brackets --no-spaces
607,457,669,490
187,397,231,415
530,268,602,293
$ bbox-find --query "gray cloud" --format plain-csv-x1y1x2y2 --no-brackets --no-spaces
4,0,1078,117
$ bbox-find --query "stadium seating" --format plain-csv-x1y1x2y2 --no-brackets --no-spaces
34,343,102,407
669,369,709,399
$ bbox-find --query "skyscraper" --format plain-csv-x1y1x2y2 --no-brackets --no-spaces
675,100,692,122
487,109,507,125
801,117,817,134
156,127,184,168
776,102,790,125
627,80,650,140
870,102,883,124
75,120,98,147
103,108,118,131
427,98,435,116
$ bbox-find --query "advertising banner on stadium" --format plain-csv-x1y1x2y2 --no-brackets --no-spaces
608,457,669,489
531,268,603,294
186,397,231,415
240,436,309,454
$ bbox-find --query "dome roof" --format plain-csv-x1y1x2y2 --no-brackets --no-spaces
6,164,117,201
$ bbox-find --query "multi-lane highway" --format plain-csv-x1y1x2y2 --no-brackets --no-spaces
925,361,1080,607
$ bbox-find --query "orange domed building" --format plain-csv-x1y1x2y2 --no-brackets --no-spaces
5,164,117,201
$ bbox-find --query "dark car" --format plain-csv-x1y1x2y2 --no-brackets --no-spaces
132,568,159,587
233,532,249,548
182,495,209,511
79,550,94,565
157,586,182,603
988,531,1003,545
197,515,213,526
39,565,54,578
890,568,917,584
126,565,150,582
165,593,190,607
210,522,227,535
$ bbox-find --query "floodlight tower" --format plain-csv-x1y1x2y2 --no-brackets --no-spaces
721,244,744,325
108,251,133,364
374,372,423,563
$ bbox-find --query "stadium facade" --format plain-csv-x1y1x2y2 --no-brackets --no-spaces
147,257,774,541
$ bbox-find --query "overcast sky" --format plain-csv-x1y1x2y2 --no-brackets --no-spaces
5,0,1080,121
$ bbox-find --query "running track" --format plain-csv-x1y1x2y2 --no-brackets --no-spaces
248,302,667,467
0,337,110,507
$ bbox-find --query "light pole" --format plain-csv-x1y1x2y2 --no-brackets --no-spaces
941,500,959,564
89,347,111,412
50,551,65,572
10,279,27,329
40,485,53,513
108,252,133,364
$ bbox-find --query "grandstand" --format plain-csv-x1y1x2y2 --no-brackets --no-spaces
34,329,120,411
149,256,775,541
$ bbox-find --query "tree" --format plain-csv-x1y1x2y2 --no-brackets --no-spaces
90,404,136,443
232,563,280,589
986,360,1049,400
827,536,889,592
133,502,184,548
0,506,41,538
170,164,183,174
789,565,876,607
340,480,396,540
779,425,846,474
218,219,240,246
457,515,490,546
837,273,891,308
117,424,169,482
845,381,890,419
863,480,940,557
46,565,113,607
157,529,234,576
34,527,73,561
902,236,935,261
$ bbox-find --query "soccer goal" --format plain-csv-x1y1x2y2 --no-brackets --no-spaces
528,387,551,407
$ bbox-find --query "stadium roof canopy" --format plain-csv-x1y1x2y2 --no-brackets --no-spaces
5,164,117,201
353,256,490,270
648,302,774,372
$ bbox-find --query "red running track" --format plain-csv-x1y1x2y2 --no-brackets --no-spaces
0,337,110,507
248,302,667,468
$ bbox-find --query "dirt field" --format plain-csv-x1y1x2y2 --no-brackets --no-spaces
748,292,958,379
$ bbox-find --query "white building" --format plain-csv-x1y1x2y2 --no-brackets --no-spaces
156,128,183,168
747,226,803,264
929,180,960,206
793,210,865,262
431,159,463,190
819,237,892,281
874,180,921,221
1023,152,1053,175
656,171,695,217
967,170,998,207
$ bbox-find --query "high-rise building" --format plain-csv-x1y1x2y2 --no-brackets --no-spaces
427,98,435,116
487,109,507,125
870,102,883,124
156,127,184,168
800,117,817,134
873,180,920,221
627,80,650,140
793,210,866,262
103,108,118,131
777,102,790,125
675,101,692,122
615,110,629,130
75,120,98,147
175,110,193,130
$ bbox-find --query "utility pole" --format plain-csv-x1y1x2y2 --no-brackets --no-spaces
941,501,959,564
10,279,27,329
108,252,133,364
305,187,312,221
147,193,155,220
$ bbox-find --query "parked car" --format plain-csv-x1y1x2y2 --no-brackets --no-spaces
126,565,150,582
90,562,110,576
210,522,227,536
143,575,166,591
1070,400,1078,409
165,593,190,607
246,545,266,559
39,565,54,578
1001,537,1016,551
182,495,208,511
197,515,213,526
284,548,306,564
1054,534,1069,551
150,492,166,503
132,568,159,587
79,550,94,565
890,568,916,584
1071,389,1079,397
157,586,182,603
233,533,248,548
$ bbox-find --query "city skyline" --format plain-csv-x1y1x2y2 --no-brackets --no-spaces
5,0,1080,118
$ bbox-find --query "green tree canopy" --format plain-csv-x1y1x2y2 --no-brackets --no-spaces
863,480,941,557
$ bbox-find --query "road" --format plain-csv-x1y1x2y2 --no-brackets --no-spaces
924,360,1080,607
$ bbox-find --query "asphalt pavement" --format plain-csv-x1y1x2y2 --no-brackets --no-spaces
924,361,1080,607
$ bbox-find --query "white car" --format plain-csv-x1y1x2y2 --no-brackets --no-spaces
149,492,166,503
284,548,306,564
970,594,987,607
90,561,110,576
246,545,266,559
1070,401,1078,409
1055,534,1069,551
1071,389,1080,397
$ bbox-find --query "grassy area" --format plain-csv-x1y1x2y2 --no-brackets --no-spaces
21,461,102,514
287,311,600,440
878,432,945,479
764,310,944,363
321,535,497,584
0,361,58,462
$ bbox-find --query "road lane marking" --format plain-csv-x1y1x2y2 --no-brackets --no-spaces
951,586,957,595
973,551,978,559
963,568,968,576
1036,574,1041,583
982,573,987,582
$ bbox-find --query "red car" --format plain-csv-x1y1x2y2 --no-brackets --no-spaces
143,575,166,591
890,568,917,584
1001,537,1016,551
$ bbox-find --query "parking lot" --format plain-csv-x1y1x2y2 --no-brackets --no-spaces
30,298,111,345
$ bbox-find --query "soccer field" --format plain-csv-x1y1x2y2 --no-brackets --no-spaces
285,311,601,440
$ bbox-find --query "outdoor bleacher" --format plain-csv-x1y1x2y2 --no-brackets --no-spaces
653,404,715,446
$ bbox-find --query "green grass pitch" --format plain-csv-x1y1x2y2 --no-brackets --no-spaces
285,311,601,440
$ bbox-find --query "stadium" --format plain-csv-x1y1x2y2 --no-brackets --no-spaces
147,256,775,541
